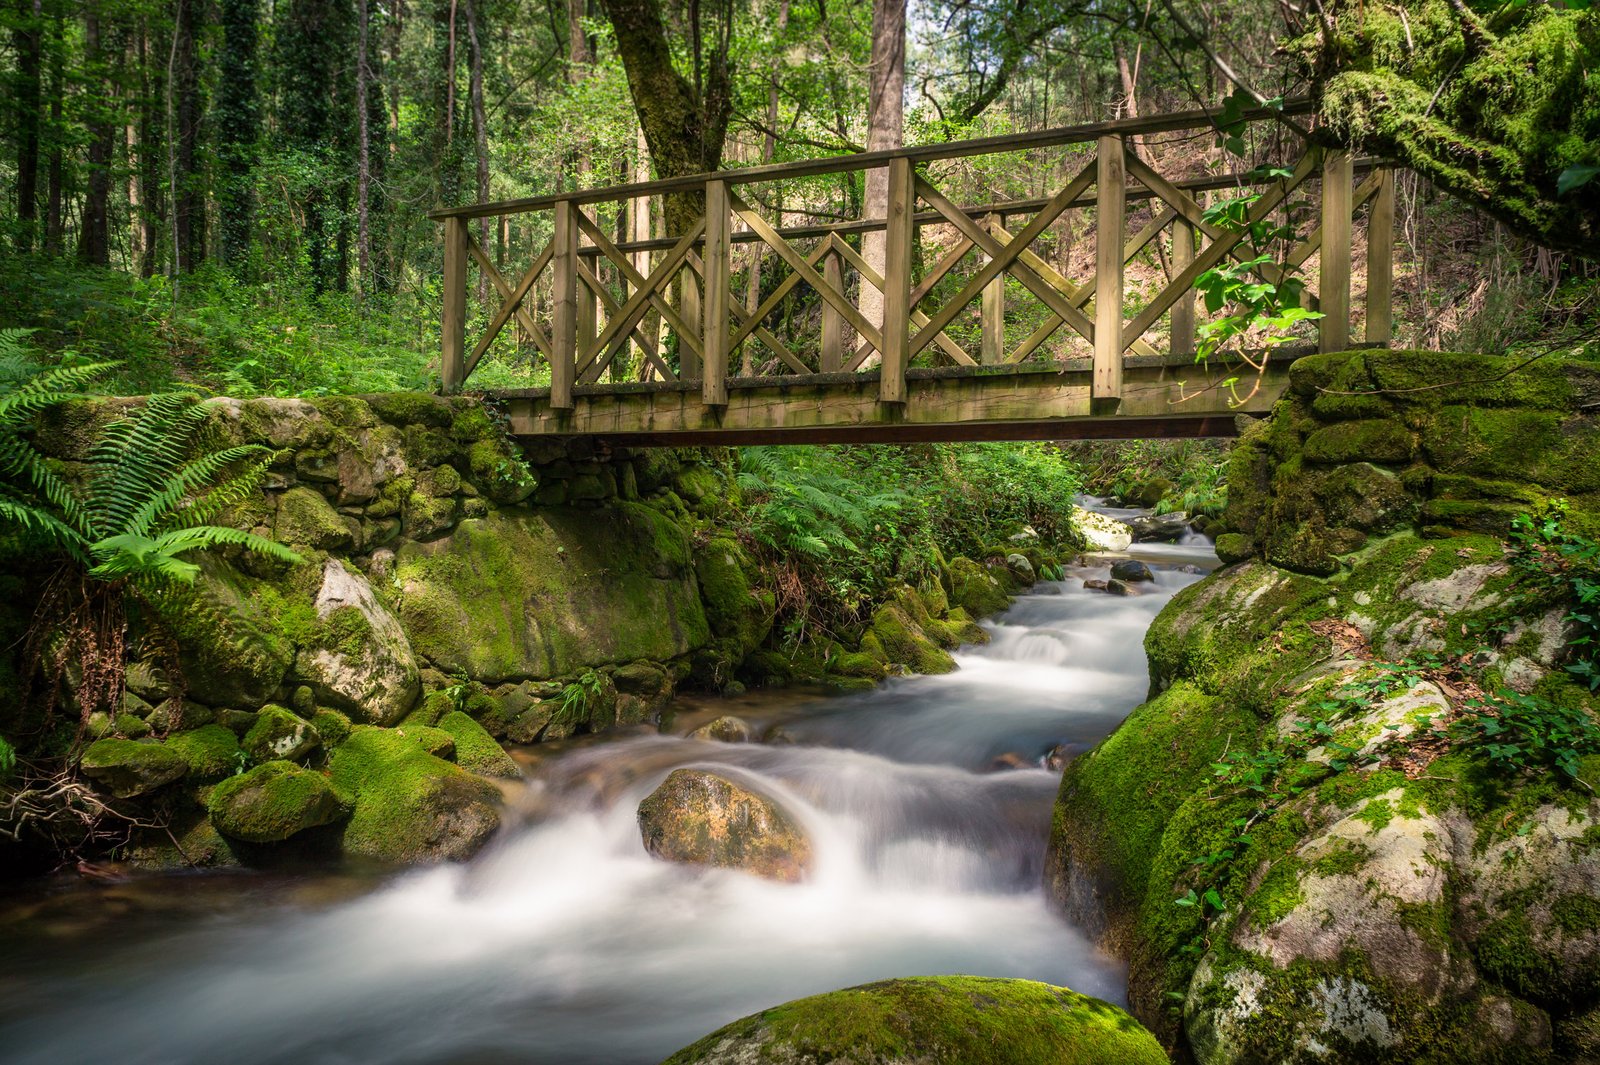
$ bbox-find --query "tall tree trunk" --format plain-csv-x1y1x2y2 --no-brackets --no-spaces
431,0,463,205
138,13,164,276
78,0,113,265
355,0,371,291
218,0,259,272
13,0,43,252
464,0,490,302
745,0,788,318
172,0,205,272
858,0,905,356
45,4,64,255
567,0,591,185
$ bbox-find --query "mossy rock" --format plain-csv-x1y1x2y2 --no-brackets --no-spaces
242,706,322,764
364,391,457,428
152,555,302,709
867,603,957,675
207,760,345,844
435,710,520,778
660,976,1167,1065
394,505,710,683
310,708,352,747
163,725,243,782
1302,419,1415,465
945,556,1012,618
79,738,188,798
694,536,774,656
467,438,537,504
400,724,456,759
274,486,353,551
329,727,502,864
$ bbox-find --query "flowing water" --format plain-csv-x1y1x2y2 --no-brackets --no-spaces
0,526,1212,1065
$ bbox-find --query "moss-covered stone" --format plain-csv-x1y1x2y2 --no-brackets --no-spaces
328,726,502,863
945,556,1012,618
274,486,353,551
1302,419,1415,465
163,725,242,782
694,535,774,656
399,724,456,758
207,760,344,843
867,603,957,674
153,555,303,709
435,710,520,778
394,505,710,683
79,738,188,798
660,976,1167,1065
242,706,321,764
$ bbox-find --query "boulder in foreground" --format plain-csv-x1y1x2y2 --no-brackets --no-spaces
659,975,1167,1065
637,768,812,882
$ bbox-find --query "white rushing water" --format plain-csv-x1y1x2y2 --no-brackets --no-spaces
0,546,1210,1065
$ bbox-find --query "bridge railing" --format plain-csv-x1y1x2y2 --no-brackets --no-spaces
431,101,1394,409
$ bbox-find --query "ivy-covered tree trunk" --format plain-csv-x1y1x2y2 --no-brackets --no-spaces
1304,0,1598,254
597,0,732,235
217,0,259,273
12,0,43,253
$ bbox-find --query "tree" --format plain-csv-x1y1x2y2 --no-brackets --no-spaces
858,0,905,345
12,0,44,253
217,0,260,272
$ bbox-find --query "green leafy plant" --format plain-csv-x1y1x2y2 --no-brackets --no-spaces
1510,501,1600,690
1454,688,1600,783
554,670,607,729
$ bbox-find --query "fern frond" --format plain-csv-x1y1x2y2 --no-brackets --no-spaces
0,361,118,427
128,443,272,536
86,393,209,537
169,452,276,530
147,525,304,566
0,494,89,559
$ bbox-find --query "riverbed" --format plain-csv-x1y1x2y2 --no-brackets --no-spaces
0,538,1212,1065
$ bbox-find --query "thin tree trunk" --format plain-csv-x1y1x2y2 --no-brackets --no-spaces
45,4,65,255
218,0,259,272
464,0,490,303
857,0,905,359
14,0,43,252
356,0,372,291
172,0,204,271
746,0,788,319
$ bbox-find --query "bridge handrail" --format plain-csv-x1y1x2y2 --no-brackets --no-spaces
428,99,1315,221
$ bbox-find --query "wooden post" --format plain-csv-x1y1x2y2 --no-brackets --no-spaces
821,245,845,372
1170,219,1196,358
703,179,730,406
578,253,597,377
981,212,1005,365
1365,165,1394,346
1320,147,1353,353
1093,135,1125,403
441,216,468,393
879,156,914,404
550,200,577,409
679,269,702,381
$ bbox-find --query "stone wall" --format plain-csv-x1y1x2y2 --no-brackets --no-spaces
9,391,1023,870
1047,350,1600,1064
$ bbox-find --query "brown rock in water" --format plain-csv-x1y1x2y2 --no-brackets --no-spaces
989,752,1034,771
688,715,751,743
637,769,812,882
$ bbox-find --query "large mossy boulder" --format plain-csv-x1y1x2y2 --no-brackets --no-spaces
295,558,420,725
694,535,774,656
434,710,520,778
155,555,300,708
637,768,812,882
945,556,1012,618
1048,350,1600,1063
660,976,1167,1065
329,726,502,863
79,738,188,798
242,705,322,764
394,505,710,683
163,724,243,782
207,760,345,843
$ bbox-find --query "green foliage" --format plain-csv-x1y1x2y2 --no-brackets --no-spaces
556,670,607,727
1510,500,1600,689
737,446,906,561
0,735,15,780
1454,688,1600,782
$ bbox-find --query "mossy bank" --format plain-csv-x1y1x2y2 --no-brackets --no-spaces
3,393,1071,872
1048,350,1600,1063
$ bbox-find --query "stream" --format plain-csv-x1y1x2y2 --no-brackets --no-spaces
0,520,1215,1065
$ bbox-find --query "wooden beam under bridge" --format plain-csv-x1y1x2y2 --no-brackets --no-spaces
487,354,1301,445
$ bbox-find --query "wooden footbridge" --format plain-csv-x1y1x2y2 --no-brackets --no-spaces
432,101,1395,444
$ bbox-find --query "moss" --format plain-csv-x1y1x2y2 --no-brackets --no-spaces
1214,532,1256,563
274,486,352,551
152,555,304,708
163,725,242,782
309,395,378,429
1250,859,1308,928
79,738,188,798
945,556,1012,617
1552,893,1600,936
207,760,345,843
1475,913,1565,1002
242,706,321,764
363,391,455,428
400,724,456,758
310,708,352,747
435,710,520,778
694,536,774,656
660,976,1167,1065
867,603,956,674
393,505,710,683
403,690,455,728
114,712,151,739
328,726,502,863
1302,419,1416,465
467,438,537,504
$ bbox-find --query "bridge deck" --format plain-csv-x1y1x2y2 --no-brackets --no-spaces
486,351,1301,445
